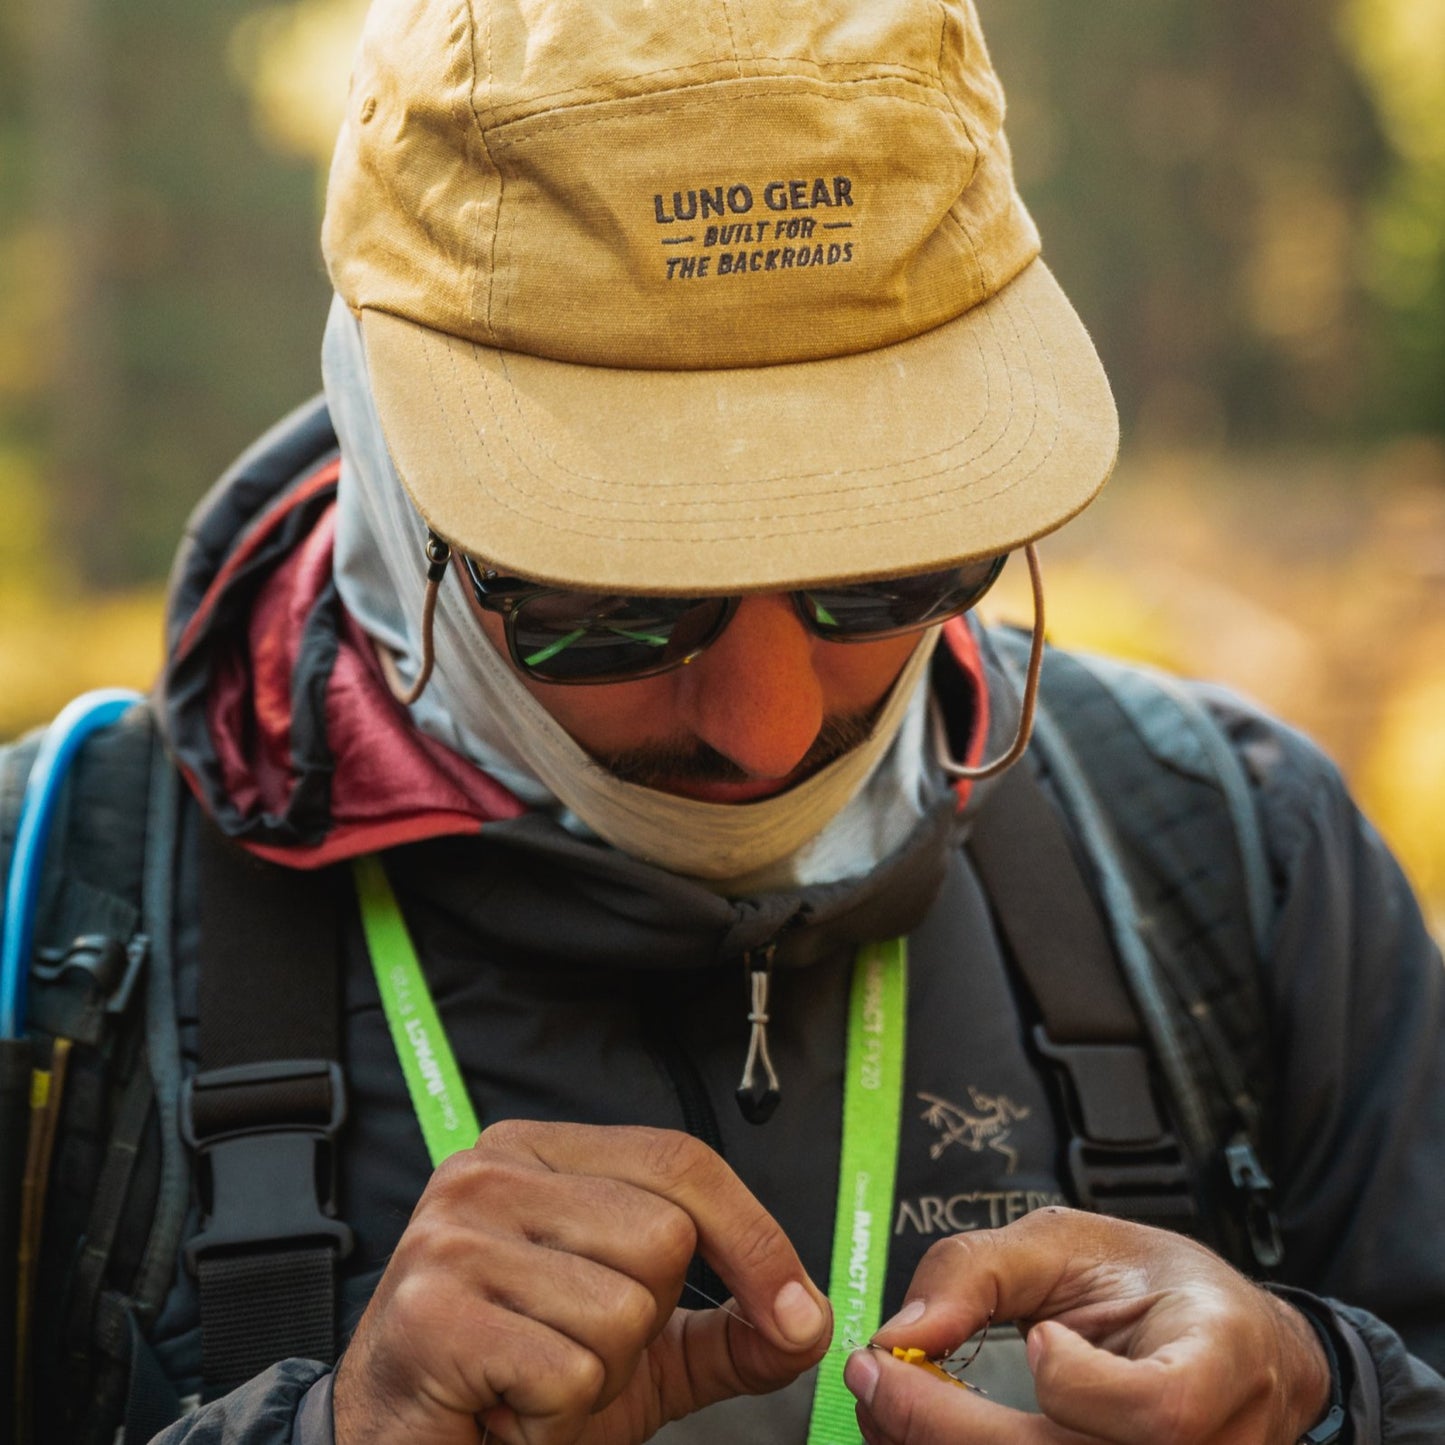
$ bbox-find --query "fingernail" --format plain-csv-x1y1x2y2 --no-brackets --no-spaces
1027,1322,1048,1371
880,1298,926,1333
844,1348,880,1406
773,1280,826,1346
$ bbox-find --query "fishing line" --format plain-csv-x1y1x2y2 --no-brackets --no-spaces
680,1280,759,1331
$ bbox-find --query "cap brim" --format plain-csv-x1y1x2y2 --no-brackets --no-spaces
362,257,1118,593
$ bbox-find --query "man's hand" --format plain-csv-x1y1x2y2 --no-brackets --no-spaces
844,1207,1331,1444
333,1121,831,1445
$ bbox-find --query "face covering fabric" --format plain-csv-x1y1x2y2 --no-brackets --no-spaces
324,296,949,892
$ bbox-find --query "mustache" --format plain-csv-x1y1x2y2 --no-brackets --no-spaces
597,708,880,789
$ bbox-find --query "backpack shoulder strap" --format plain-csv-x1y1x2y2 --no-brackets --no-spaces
968,759,1201,1235
1,693,192,1442
184,821,351,1399
982,627,1283,1271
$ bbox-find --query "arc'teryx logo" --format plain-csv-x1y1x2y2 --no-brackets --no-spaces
918,1088,1031,1174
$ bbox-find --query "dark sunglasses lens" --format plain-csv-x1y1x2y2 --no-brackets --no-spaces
800,554,1007,637
511,593,730,682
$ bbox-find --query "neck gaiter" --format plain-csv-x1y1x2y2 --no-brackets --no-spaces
325,296,948,891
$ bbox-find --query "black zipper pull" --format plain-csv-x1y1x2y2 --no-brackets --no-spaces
736,945,780,1124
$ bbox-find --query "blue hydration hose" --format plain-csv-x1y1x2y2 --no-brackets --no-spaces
1,688,143,1039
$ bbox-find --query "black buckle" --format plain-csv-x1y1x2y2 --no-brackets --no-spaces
180,1059,354,1274
1033,1027,1200,1228
1064,1137,1197,1223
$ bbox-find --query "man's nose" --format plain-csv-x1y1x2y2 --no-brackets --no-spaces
675,594,824,779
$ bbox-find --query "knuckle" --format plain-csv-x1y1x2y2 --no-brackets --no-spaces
476,1116,544,1155
424,1147,479,1197
556,1340,608,1411
385,1263,460,1335
422,1150,526,1214
726,1209,787,1276
635,1127,715,1189
393,1216,479,1278
922,1231,982,1273
642,1202,698,1273
607,1273,663,1343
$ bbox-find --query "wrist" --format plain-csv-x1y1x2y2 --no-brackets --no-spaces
1293,1311,1346,1445
1271,1294,1335,1439
1265,1290,1346,1444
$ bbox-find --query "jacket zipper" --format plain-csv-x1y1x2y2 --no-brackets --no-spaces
641,990,729,1308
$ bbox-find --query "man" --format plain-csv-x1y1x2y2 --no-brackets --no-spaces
13,0,1444,1441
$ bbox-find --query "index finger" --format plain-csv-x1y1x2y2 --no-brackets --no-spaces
479,1120,831,1353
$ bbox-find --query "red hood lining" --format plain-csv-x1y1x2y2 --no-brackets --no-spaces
181,470,990,867
175,459,344,666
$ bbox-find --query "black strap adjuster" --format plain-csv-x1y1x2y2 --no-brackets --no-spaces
180,1059,354,1273
1033,1028,1200,1228
1063,1137,1197,1223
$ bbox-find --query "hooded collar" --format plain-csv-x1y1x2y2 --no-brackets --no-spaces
159,398,996,901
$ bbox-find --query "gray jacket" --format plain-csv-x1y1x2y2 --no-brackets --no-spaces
145,643,1445,1443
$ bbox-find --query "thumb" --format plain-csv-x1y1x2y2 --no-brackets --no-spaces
659,1286,832,1415
1027,1319,1217,1443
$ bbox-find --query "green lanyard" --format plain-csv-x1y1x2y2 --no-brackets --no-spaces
807,937,908,1443
355,858,907,1440
355,855,480,1164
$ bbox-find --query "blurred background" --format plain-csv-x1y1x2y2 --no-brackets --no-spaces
0,0,1441,933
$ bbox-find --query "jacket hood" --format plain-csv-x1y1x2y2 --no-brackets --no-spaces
163,397,525,867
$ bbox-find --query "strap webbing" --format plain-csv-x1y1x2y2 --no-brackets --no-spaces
193,824,345,1396
198,825,340,1069
968,760,1195,1224
60,1050,155,1363
197,1249,338,1386
967,762,1138,1045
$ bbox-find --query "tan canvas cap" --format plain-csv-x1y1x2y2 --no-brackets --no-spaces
323,0,1118,593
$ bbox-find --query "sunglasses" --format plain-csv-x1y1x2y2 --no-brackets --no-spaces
461,552,1007,684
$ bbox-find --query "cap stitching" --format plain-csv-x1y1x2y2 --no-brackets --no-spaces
731,0,759,62
417,288,1063,547
480,318,997,493
484,0,493,113
943,209,989,310
716,0,745,78
442,286,1057,526
485,78,959,149
472,58,965,121
494,132,521,338
934,2,981,193
463,0,503,339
